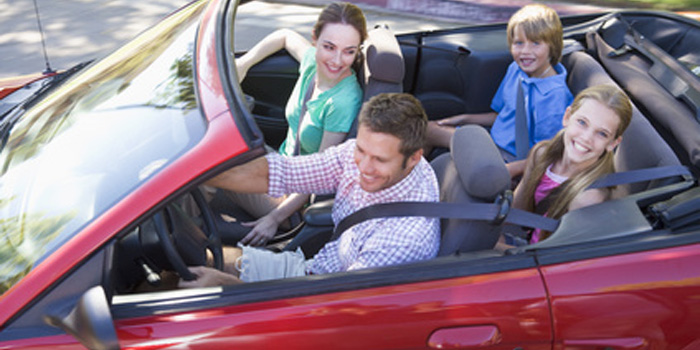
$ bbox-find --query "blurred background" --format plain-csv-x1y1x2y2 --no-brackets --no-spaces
0,0,698,79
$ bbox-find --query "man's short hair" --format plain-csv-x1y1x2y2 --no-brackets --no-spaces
358,93,427,158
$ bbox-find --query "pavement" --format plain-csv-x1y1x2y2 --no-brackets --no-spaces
233,1,466,51
0,0,192,79
0,0,628,80
285,0,613,24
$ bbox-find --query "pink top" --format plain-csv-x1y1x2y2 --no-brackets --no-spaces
530,165,567,244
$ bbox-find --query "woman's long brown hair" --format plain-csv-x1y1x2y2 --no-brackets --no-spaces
313,2,368,75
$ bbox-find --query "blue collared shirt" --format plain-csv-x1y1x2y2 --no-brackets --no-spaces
490,61,574,157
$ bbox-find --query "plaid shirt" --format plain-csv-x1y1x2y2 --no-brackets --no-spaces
267,139,440,275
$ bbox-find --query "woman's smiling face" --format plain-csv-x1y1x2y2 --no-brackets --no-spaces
313,22,361,87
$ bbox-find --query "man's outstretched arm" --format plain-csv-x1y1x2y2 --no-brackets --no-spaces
206,156,269,194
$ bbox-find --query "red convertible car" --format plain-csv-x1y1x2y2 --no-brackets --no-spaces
1,0,700,349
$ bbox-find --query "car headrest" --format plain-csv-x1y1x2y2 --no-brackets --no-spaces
363,25,404,84
561,50,682,196
450,125,510,199
348,24,404,139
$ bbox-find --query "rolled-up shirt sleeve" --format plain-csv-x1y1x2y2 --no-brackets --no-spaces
266,140,352,197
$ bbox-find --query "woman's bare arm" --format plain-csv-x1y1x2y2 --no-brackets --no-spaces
236,28,311,82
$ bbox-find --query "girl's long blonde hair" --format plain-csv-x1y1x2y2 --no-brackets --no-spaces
520,85,632,228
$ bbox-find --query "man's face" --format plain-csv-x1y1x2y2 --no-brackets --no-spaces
353,125,421,193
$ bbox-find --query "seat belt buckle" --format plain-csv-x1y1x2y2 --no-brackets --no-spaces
492,190,513,225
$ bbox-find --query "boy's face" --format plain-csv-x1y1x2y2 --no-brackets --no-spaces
510,25,553,78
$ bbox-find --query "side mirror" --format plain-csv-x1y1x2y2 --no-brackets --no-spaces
44,285,120,350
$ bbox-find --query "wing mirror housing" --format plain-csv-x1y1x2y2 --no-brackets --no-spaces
44,285,120,350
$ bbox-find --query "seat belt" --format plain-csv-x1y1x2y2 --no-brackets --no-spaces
293,74,315,156
331,197,559,241
514,78,530,160
587,164,691,189
330,165,692,240
606,15,700,122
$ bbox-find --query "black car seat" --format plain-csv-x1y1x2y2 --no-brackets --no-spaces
562,49,682,197
346,24,404,138
430,125,511,256
589,16,700,174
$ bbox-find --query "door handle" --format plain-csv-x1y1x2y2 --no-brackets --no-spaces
427,325,500,349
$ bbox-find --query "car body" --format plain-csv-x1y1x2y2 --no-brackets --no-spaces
1,0,700,349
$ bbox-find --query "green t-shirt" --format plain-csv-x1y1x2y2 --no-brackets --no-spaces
280,47,362,156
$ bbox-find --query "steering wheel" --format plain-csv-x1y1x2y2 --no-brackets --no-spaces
152,188,223,281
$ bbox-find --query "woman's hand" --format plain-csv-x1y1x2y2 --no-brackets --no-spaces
239,214,280,246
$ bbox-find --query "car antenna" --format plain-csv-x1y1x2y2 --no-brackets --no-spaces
32,0,55,75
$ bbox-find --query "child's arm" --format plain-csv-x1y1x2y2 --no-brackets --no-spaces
436,111,497,127
568,188,609,211
506,159,526,179
425,112,498,151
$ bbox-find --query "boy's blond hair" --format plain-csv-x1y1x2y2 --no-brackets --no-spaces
506,4,564,66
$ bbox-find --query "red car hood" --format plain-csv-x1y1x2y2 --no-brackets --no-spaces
0,72,56,100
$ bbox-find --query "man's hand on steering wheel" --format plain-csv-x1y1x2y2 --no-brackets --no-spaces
178,266,243,288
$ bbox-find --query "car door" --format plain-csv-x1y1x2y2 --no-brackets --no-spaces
539,231,700,350
110,253,552,350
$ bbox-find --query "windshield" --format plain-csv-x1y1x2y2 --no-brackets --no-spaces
0,1,208,294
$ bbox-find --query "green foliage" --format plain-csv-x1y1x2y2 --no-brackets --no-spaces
627,0,700,10
565,0,700,11
150,48,197,111
0,206,74,295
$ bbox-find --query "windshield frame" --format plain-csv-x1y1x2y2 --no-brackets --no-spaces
0,1,209,297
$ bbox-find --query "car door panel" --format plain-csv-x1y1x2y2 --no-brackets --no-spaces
113,258,552,349
541,241,700,350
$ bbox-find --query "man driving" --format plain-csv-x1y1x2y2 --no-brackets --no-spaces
180,93,440,287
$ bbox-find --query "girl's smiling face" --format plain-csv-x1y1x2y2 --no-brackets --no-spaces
312,23,361,88
510,25,553,78
562,98,623,169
